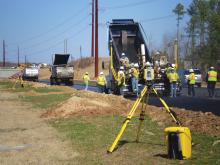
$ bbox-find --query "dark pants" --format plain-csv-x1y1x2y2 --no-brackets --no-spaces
207,81,216,97
188,84,195,96
98,85,105,93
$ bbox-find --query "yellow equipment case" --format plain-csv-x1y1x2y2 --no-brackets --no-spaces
164,127,191,160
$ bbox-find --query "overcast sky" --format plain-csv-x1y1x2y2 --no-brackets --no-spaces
0,0,191,64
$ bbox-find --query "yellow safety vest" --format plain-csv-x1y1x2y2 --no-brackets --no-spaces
132,68,139,79
83,74,90,84
117,71,125,86
208,70,217,82
188,73,195,85
97,75,106,86
144,68,154,80
168,72,179,83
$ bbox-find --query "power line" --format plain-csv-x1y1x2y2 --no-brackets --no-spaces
140,14,175,23
26,25,90,57
9,5,89,45
102,0,159,10
21,14,90,51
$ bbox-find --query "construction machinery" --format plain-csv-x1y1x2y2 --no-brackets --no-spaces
107,19,151,95
50,54,74,85
107,19,177,95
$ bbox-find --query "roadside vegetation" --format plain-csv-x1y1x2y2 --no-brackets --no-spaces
0,79,219,164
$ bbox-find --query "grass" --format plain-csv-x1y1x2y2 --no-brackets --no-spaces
23,93,72,109
0,80,72,109
50,116,220,165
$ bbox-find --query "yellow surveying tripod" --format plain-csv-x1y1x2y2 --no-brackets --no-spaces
107,85,181,153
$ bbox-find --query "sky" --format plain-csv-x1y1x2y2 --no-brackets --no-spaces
0,0,191,64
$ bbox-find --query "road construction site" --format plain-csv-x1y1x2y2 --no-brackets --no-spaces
0,61,219,164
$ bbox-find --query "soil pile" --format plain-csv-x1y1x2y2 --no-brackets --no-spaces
42,90,220,136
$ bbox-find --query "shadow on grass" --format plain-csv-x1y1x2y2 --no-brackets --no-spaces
154,153,168,159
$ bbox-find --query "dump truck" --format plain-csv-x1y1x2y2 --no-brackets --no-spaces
50,54,74,85
22,66,39,81
107,19,164,95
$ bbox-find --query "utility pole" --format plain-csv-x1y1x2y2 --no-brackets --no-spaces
95,0,99,77
64,39,68,54
25,55,27,65
91,0,94,57
174,39,178,68
3,40,5,67
17,46,20,67
52,54,54,64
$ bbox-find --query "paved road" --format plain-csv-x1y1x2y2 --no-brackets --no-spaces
39,79,220,116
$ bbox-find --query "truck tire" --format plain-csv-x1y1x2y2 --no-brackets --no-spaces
50,78,54,85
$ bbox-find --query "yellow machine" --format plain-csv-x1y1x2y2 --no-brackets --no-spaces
165,127,191,160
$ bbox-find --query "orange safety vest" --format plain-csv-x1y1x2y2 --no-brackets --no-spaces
208,70,217,82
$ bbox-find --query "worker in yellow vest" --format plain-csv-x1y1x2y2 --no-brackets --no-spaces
83,72,90,91
131,63,139,96
97,71,107,93
206,66,218,98
167,67,179,97
187,69,195,96
117,66,125,95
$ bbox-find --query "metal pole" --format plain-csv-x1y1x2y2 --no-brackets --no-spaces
3,40,5,67
95,0,99,77
17,46,20,67
91,0,94,57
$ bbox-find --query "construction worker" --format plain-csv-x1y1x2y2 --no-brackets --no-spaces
131,63,139,96
120,52,130,68
83,72,90,91
117,66,125,95
167,67,179,97
187,69,195,96
144,61,154,85
97,71,107,93
206,66,218,98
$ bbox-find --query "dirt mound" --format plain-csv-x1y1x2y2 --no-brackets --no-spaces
42,90,132,118
42,90,220,136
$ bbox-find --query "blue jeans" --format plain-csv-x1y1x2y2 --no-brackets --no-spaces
98,85,105,93
84,83,88,91
131,77,138,96
170,82,177,97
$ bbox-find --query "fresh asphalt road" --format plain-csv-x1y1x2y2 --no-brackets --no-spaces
39,79,220,116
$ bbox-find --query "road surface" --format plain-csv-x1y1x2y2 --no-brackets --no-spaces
39,79,220,116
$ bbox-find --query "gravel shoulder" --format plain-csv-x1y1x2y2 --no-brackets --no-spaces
0,91,78,165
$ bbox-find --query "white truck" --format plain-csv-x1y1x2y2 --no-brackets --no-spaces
50,54,74,85
22,66,39,81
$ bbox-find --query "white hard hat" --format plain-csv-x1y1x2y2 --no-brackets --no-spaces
171,64,176,68
121,52,125,56
85,72,88,75
130,63,134,67
100,71,104,75
189,69,194,73
155,51,160,55
146,61,151,66
134,63,139,67
120,66,124,70
210,66,214,70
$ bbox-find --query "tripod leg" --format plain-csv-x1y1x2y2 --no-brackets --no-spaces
152,88,181,126
136,91,149,142
107,86,148,153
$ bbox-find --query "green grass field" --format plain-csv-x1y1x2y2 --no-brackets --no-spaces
50,116,220,165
